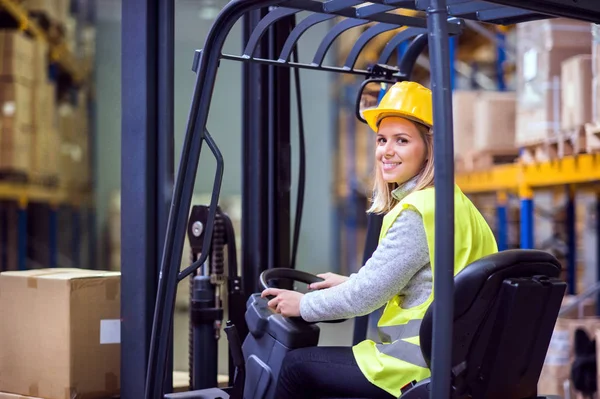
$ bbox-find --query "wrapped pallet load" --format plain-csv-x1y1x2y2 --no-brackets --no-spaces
516,19,592,150
0,31,35,178
584,24,600,152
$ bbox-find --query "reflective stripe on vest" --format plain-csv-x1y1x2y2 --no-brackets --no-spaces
352,184,498,398
378,319,422,343
376,319,428,368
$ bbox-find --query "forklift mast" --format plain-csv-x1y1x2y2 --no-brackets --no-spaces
143,1,585,399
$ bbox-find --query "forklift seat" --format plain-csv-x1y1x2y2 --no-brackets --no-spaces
403,249,566,399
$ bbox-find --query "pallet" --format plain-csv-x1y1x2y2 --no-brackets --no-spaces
455,148,519,173
29,173,59,189
0,169,28,184
520,126,588,164
584,122,600,153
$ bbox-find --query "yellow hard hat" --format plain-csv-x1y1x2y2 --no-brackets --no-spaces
362,81,433,132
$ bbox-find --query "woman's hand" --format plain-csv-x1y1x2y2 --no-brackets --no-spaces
308,272,348,290
261,288,304,317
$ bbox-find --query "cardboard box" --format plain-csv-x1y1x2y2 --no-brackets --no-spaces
0,80,33,172
474,91,516,151
516,19,592,145
0,31,35,85
31,82,58,178
561,55,593,130
452,90,479,158
0,269,121,399
32,40,48,84
538,296,599,397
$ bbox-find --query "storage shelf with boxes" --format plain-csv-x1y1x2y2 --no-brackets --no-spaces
0,0,89,84
0,0,96,274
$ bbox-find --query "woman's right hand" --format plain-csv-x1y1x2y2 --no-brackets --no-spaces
308,272,348,290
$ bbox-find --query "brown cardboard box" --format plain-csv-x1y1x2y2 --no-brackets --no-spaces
32,40,48,84
0,80,33,172
31,82,58,178
0,269,121,399
474,91,516,151
0,31,35,85
593,76,600,124
538,296,599,397
516,19,592,145
561,55,593,130
452,90,479,158
57,103,87,188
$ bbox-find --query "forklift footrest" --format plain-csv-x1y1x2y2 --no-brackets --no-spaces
164,388,229,399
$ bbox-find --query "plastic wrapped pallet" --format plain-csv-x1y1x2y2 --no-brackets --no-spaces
561,54,593,131
592,24,600,124
0,81,33,174
515,19,592,146
452,90,479,158
30,82,59,182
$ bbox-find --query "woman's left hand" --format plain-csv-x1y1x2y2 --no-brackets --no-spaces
261,288,304,317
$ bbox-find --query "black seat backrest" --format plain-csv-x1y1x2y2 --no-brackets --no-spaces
419,249,566,399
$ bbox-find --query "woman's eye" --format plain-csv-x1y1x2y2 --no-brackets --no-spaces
397,138,408,144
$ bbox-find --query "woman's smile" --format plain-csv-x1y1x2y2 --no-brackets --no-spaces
382,161,401,171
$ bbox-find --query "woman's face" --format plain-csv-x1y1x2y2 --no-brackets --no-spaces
376,117,427,185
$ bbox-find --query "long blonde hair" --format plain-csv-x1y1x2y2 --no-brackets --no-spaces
367,120,434,214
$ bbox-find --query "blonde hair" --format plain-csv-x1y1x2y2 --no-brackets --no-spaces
367,120,434,214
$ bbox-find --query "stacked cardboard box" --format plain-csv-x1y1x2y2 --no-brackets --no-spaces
29,37,60,184
515,19,592,147
538,296,599,397
561,55,593,131
583,24,600,152
0,269,121,399
453,90,518,171
0,31,35,176
55,88,91,190
592,24,600,123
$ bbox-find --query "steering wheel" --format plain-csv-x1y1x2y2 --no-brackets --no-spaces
259,268,347,324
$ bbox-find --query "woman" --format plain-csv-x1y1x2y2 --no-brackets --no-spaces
261,81,498,398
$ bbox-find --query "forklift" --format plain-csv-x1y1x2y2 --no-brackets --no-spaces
141,1,600,398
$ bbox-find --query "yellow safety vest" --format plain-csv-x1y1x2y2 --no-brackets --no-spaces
352,184,498,397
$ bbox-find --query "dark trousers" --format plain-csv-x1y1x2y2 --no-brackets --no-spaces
274,346,396,399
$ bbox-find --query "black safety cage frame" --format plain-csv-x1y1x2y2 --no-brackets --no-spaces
130,1,600,399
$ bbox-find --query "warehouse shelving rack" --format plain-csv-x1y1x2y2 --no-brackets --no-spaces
0,0,89,83
0,0,96,271
456,153,600,298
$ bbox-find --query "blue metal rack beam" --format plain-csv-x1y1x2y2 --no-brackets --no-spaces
496,192,508,251
566,186,576,295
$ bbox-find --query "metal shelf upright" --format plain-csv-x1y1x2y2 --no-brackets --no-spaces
127,2,600,399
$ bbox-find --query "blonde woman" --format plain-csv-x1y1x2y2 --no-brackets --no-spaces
262,81,498,399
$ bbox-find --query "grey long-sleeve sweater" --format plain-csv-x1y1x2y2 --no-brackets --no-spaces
299,178,432,323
